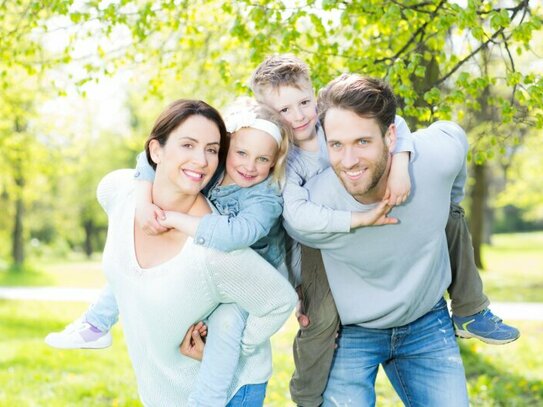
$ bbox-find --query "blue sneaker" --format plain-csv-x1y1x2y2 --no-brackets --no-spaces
452,309,520,345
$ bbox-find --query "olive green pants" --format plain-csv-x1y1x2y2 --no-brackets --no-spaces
289,203,489,406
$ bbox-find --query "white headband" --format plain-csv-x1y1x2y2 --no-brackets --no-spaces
225,110,283,145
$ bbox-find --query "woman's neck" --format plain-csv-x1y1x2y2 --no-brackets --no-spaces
152,181,200,215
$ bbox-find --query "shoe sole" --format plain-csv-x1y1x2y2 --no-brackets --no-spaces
455,329,520,345
44,341,112,350
44,335,112,350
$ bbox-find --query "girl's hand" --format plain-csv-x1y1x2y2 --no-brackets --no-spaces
157,211,184,231
179,322,207,361
136,202,168,235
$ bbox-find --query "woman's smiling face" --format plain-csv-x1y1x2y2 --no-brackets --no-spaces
151,115,221,195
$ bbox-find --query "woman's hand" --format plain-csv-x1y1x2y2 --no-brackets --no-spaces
179,321,207,361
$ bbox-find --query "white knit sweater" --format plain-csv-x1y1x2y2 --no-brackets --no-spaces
97,169,297,406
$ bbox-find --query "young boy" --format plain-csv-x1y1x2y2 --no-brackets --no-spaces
249,54,520,407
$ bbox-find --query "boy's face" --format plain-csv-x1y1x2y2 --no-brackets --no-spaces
260,83,318,146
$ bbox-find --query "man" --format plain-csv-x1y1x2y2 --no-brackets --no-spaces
284,74,470,406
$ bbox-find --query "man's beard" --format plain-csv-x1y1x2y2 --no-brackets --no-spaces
338,145,390,200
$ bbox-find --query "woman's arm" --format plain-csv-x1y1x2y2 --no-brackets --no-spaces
205,248,297,353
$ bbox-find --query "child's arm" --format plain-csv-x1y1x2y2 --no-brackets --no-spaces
282,160,352,233
282,159,397,232
387,152,410,206
133,152,168,235
386,115,414,206
159,182,283,252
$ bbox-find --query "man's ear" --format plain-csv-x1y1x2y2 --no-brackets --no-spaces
385,124,397,152
148,139,162,165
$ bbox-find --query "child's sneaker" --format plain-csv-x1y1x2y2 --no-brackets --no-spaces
452,309,520,345
44,318,112,349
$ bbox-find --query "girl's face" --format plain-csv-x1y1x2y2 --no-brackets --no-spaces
222,127,278,188
151,115,221,195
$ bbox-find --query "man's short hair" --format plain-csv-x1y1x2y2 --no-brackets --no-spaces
249,54,312,101
317,74,397,136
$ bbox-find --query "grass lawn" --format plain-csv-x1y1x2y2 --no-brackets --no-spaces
0,253,105,288
1,300,542,406
482,232,543,302
1,231,543,405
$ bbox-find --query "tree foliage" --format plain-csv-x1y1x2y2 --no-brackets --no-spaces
1,0,542,266
4,1,542,133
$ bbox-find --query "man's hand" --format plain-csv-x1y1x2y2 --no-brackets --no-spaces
179,321,207,361
135,202,169,235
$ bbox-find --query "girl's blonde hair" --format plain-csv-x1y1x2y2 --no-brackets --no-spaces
224,98,292,189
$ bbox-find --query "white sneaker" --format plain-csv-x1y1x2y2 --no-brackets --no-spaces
44,318,112,349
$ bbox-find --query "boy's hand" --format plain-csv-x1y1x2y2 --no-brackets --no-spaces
386,175,411,206
351,200,398,229
387,151,411,206
179,321,206,361
136,202,168,235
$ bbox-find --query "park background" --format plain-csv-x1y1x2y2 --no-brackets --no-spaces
1,0,543,405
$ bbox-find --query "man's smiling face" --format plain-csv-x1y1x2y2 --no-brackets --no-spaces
325,108,396,204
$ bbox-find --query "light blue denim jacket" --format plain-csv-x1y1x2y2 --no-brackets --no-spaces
134,153,285,268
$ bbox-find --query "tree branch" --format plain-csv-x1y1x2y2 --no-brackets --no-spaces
429,0,530,90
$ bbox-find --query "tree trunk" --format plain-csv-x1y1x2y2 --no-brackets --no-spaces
469,163,487,269
11,176,25,270
83,219,94,258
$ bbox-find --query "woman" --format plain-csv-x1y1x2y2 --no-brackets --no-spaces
98,99,297,406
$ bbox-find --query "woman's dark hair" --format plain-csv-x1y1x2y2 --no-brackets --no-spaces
144,99,229,169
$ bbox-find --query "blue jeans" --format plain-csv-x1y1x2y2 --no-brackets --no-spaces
85,284,119,332
323,298,469,407
226,383,267,407
189,303,248,406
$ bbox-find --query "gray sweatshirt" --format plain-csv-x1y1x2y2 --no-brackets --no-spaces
284,121,468,328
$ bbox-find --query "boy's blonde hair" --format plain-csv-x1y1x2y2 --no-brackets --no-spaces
249,54,312,102
224,98,291,189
